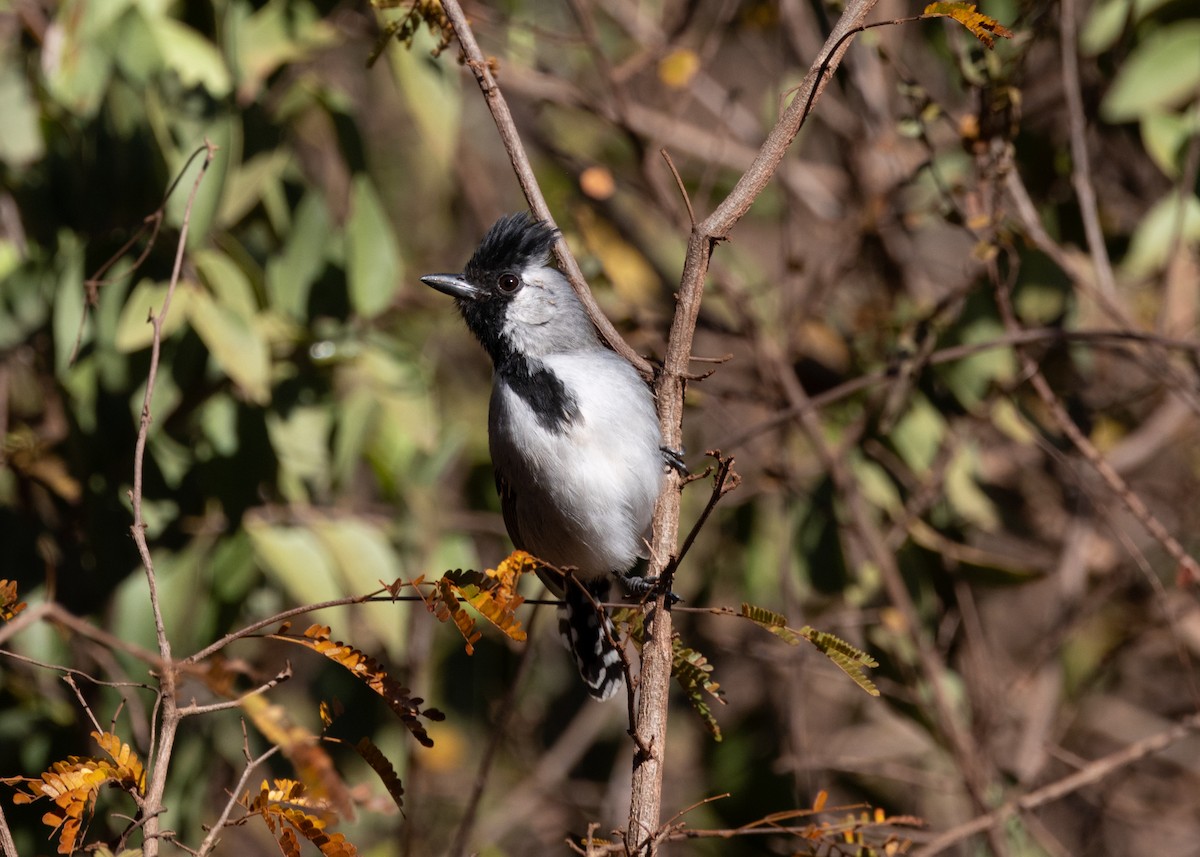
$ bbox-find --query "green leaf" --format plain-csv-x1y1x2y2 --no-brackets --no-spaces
346,177,402,319
187,288,271,405
1140,108,1200,179
311,517,406,650
797,626,880,697
114,280,193,352
266,191,332,319
0,56,44,166
850,453,901,515
389,29,462,177
42,0,133,117
51,234,86,373
266,406,331,500
230,0,336,103
672,638,725,741
194,249,259,320
1121,191,1200,278
246,520,343,606
1080,0,1178,57
945,443,1000,531
1100,22,1200,122
216,150,292,229
739,603,802,646
890,394,946,474
938,317,1015,409
147,15,233,97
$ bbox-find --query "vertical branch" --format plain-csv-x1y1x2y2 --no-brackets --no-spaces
629,2,879,852
0,802,17,857
130,140,217,857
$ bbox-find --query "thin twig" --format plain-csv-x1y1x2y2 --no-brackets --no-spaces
194,739,282,857
176,665,293,717
990,253,1200,581
917,711,1200,855
131,139,218,857
1060,0,1117,300
667,451,739,575
660,149,695,228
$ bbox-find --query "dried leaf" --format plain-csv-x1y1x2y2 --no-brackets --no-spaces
0,579,27,622
243,779,359,857
2,732,145,854
270,626,444,747
240,696,353,820
617,610,725,740
353,737,405,815
430,576,482,654
672,638,726,741
923,2,1014,48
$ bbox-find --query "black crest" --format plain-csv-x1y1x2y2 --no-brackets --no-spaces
464,213,559,284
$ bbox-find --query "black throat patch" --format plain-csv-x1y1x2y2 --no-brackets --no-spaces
498,354,581,432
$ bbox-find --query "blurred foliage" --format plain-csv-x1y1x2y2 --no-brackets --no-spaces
2,0,1200,855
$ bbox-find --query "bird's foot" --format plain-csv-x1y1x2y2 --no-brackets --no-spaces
615,570,683,605
661,445,689,476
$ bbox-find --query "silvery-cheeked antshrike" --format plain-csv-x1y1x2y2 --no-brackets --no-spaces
422,212,669,701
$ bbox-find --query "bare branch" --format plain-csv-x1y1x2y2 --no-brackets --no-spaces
130,139,218,857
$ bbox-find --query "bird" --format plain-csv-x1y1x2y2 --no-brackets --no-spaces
421,212,666,701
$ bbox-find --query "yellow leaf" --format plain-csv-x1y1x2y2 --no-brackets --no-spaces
923,2,1014,49
576,214,659,307
658,48,700,88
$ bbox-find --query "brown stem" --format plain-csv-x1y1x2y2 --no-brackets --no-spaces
131,140,218,857
628,2,881,853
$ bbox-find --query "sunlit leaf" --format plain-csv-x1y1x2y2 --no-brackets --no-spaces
146,14,232,97
346,177,402,319
922,2,1014,48
1100,22,1200,122
187,288,271,404
113,280,193,352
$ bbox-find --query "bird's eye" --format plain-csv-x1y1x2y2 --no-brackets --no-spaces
497,273,521,294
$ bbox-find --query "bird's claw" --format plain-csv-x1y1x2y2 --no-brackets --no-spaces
616,571,683,605
660,445,689,476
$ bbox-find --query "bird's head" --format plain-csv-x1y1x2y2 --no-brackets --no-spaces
421,213,599,365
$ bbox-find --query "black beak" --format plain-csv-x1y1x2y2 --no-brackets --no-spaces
421,273,482,301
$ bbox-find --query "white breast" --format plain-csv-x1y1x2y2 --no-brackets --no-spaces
489,350,663,579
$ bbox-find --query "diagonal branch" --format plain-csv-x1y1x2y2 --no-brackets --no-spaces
439,0,651,376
